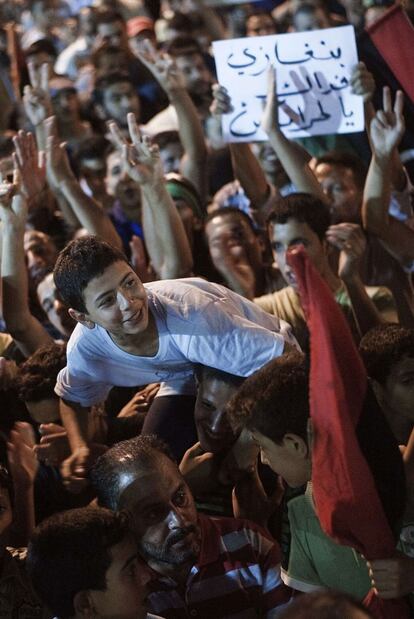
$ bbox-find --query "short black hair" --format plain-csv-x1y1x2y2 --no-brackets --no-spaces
205,206,257,235
53,236,128,313
93,72,135,106
152,130,181,149
315,151,368,191
91,434,173,511
267,193,330,241
164,35,204,59
359,324,414,385
24,38,57,60
194,364,246,389
14,343,66,403
226,351,309,443
72,135,111,172
95,8,125,26
27,507,130,619
278,590,373,618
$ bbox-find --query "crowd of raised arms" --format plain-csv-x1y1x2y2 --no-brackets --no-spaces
1,0,414,617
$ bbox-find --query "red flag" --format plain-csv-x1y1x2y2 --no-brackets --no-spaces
287,246,409,619
366,3,414,105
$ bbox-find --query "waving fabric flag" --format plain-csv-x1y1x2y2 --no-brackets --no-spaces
287,246,409,618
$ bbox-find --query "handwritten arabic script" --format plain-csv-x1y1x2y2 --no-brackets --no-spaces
212,26,364,142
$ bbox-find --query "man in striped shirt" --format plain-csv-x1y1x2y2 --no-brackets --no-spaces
91,435,292,618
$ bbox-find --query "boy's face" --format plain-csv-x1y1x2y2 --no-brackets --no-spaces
87,534,150,619
75,260,149,337
206,212,263,273
101,82,140,127
269,218,326,290
382,355,414,422
118,454,200,572
105,150,142,219
36,272,75,337
195,376,239,454
251,430,310,487
175,53,212,97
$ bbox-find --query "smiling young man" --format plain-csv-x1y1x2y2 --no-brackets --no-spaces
53,235,297,485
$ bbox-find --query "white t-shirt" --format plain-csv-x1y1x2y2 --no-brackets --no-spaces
55,278,296,407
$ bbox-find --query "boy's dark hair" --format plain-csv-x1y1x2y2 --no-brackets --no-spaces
72,135,111,173
24,38,57,60
53,236,128,313
267,193,331,241
91,434,173,511
14,343,67,403
152,130,181,149
205,206,257,234
95,8,125,26
226,351,309,443
194,364,246,389
93,72,135,106
315,151,368,191
359,324,414,385
27,507,129,619
278,590,372,618
164,35,204,59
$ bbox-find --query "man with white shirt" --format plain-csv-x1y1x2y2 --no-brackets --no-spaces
53,235,297,485
27,506,163,619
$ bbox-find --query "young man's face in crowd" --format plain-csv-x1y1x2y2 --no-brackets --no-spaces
175,53,212,97
97,19,128,49
269,218,327,290
52,89,81,124
381,355,414,422
105,150,142,219
36,272,76,337
246,14,276,37
74,260,149,337
195,376,239,454
293,7,331,32
251,430,310,488
158,141,183,174
86,534,151,619
78,156,108,200
205,212,263,273
24,231,58,270
314,163,362,224
101,81,140,128
118,454,201,571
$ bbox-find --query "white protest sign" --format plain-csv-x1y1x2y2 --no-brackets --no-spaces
212,26,364,142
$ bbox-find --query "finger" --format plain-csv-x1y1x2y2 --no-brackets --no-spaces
127,113,141,147
40,63,49,93
394,90,404,121
108,121,128,151
44,115,57,141
28,61,39,89
281,103,302,126
383,86,392,115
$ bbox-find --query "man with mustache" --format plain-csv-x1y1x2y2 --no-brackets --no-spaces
91,435,292,618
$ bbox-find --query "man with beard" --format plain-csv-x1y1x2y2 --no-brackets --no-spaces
91,435,292,619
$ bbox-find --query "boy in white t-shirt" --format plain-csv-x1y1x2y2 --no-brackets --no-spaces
53,235,297,486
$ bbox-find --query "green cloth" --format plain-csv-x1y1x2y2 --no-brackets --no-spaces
282,484,372,599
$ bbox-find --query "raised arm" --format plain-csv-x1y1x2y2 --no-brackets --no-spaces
136,41,208,204
0,175,53,357
362,88,414,264
210,84,270,216
22,62,52,152
326,222,385,338
44,116,123,251
109,114,193,279
261,67,326,201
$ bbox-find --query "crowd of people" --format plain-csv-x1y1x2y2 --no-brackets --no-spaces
0,0,414,617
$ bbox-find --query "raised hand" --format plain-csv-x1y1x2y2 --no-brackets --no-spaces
0,165,28,229
261,66,280,136
210,84,234,117
7,422,38,489
326,223,366,282
44,116,75,188
12,130,46,202
350,62,376,103
134,39,185,93
370,87,405,159
108,113,163,186
23,62,52,127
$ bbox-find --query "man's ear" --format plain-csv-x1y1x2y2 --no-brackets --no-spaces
73,590,95,617
282,433,308,458
68,308,95,329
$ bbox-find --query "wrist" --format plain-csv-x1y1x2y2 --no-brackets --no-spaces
373,152,392,170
